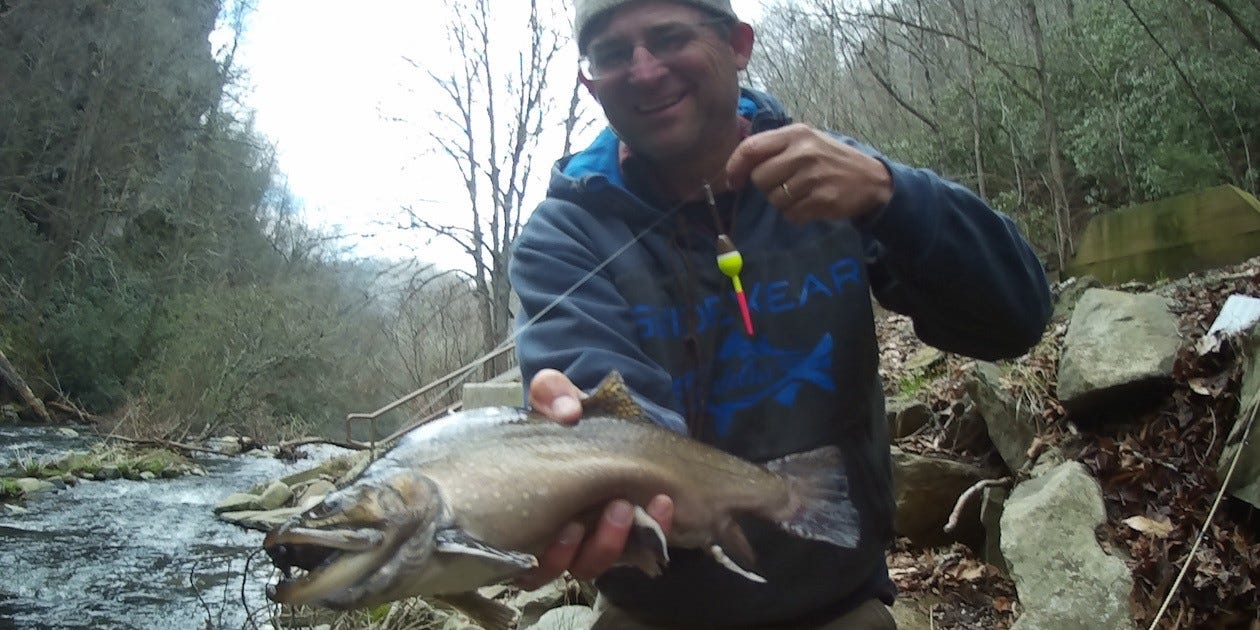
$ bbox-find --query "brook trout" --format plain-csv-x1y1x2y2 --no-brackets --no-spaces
263,372,859,629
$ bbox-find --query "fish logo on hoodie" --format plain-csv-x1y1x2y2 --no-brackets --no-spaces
707,331,836,437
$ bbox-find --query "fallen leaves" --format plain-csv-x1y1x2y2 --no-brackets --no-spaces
886,539,1017,630
1085,260,1260,629
1122,515,1174,538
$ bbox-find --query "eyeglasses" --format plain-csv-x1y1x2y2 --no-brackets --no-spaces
579,17,733,81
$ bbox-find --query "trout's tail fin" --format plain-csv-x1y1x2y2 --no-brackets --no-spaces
765,445,860,549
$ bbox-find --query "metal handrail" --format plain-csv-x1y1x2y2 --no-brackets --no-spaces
344,341,517,459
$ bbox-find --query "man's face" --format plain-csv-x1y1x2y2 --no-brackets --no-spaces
582,0,752,163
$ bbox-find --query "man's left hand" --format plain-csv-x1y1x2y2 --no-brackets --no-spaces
726,123,893,224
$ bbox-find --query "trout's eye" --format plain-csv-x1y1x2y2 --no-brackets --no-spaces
303,487,385,525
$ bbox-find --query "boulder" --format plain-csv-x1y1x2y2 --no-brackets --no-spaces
968,362,1039,471
979,485,1009,573
1001,462,1131,630
15,478,56,494
1058,288,1180,414
886,396,933,440
257,481,293,511
891,447,989,548
219,506,304,531
214,492,260,514
1051,275,1102,322
295,479,337,505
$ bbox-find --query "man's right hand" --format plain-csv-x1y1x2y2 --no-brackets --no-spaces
516,369,674,590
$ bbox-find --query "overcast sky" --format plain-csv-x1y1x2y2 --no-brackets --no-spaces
228,0,767,267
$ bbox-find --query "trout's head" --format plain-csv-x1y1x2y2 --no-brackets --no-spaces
263,468,446,609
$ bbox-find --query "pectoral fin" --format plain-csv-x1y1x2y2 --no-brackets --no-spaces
707,544,766,583
434,528,538,571
437,591,518,630
614,505,670,577
705,519,765,583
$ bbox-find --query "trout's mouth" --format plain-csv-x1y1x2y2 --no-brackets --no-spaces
264,525,389,607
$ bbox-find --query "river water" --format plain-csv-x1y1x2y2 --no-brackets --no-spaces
0,424,350,629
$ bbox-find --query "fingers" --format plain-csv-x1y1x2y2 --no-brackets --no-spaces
727,123,893,223
513,495,674,589
515,522,584,590
569,500,636,579
645,494,674,533
725,124,800,190
528,368,584,424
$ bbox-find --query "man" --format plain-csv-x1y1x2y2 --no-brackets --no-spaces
507,0,1052,627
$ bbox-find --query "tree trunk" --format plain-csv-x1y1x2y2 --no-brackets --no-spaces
1025,0,1073,268
952,0,986,199
0,349,52,423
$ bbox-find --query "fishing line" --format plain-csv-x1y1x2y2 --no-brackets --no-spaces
439,198,687,386
1146,388,1259,630
366,198,687,439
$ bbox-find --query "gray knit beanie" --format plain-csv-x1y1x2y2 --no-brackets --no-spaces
574,0,738,51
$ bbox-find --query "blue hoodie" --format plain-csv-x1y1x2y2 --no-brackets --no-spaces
509,88,1051,627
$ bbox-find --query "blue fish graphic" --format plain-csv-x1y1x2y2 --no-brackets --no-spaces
708,333,835,436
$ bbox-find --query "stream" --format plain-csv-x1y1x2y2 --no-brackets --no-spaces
0,424,350,629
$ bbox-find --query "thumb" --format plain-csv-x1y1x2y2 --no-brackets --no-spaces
528,368,585,424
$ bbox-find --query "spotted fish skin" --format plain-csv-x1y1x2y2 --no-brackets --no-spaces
262,372,860,627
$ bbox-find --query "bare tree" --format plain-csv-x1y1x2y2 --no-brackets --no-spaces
402,0,568,371
1023,0,1072,267
951,0,987,199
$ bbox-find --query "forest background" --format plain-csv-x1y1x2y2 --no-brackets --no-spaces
1,0,1257,442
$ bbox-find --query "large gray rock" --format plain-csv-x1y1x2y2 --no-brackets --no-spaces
295,479,337,505
891,447,989,548
1052,275,1102,322
256,481,293,511
218,506,304,531
980,485,1009,573
213,492,259,514
528,605,595,630
1219,322,1260,508
969,362,1039,471
14,478,56,494
1058,288,1180,412
886,396,933,440
1001,462,1132,630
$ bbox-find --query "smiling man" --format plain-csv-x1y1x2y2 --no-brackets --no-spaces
508,1,1052,628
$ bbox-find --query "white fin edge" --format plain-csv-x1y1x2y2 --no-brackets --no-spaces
708,544,766,583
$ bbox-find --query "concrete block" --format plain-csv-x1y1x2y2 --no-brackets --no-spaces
462,382,525,409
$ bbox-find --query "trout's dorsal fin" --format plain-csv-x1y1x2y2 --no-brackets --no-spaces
582,371,652,423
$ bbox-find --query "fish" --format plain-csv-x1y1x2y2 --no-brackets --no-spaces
262,371,859,629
